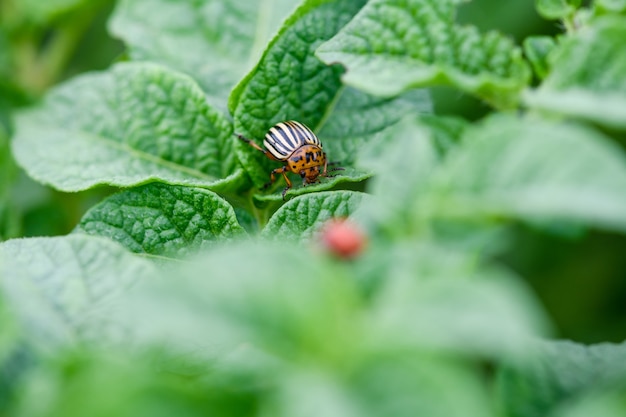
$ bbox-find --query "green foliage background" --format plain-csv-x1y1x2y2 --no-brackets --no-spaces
1,0,626,416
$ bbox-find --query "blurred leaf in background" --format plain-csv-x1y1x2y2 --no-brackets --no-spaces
0,0,123,240
109,0,302,109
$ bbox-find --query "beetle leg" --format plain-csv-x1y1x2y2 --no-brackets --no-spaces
323,154,344,177
281,169,293,200
323,151,344,178
262,165,286,190
324,166,345,179
261,166,291,200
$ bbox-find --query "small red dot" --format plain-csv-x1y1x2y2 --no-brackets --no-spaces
320,218,366,259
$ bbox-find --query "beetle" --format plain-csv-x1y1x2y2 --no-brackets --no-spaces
236,120,341,199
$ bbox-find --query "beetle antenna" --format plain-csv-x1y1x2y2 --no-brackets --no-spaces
235,133,272,156
235,133,252,143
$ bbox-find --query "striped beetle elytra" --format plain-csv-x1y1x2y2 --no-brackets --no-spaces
237,121,342,199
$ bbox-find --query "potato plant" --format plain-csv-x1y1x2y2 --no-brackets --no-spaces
1,0,626,416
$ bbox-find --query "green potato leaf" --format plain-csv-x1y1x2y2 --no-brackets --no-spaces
535,0,581,20
109,0,302,107
117,238,546,417
252,167,371,203
525,16,626,129
76,183,246,257
594,0,626,14
317,88,432,166
316,0,531,109
261,190,366,241
269,360,495,417
548,389,626,417
0,234,158,351
118,240,361,364
355,116,443,236
362,114,626,237
365,242,550,358
428,115,626,232
6,0,91,25
12,62,244,193
523,36,556,80
497,340,626,417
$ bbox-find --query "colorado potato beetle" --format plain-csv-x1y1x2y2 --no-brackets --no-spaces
236,121,341,199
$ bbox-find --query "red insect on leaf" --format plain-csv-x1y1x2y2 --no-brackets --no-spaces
319,218,366,260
